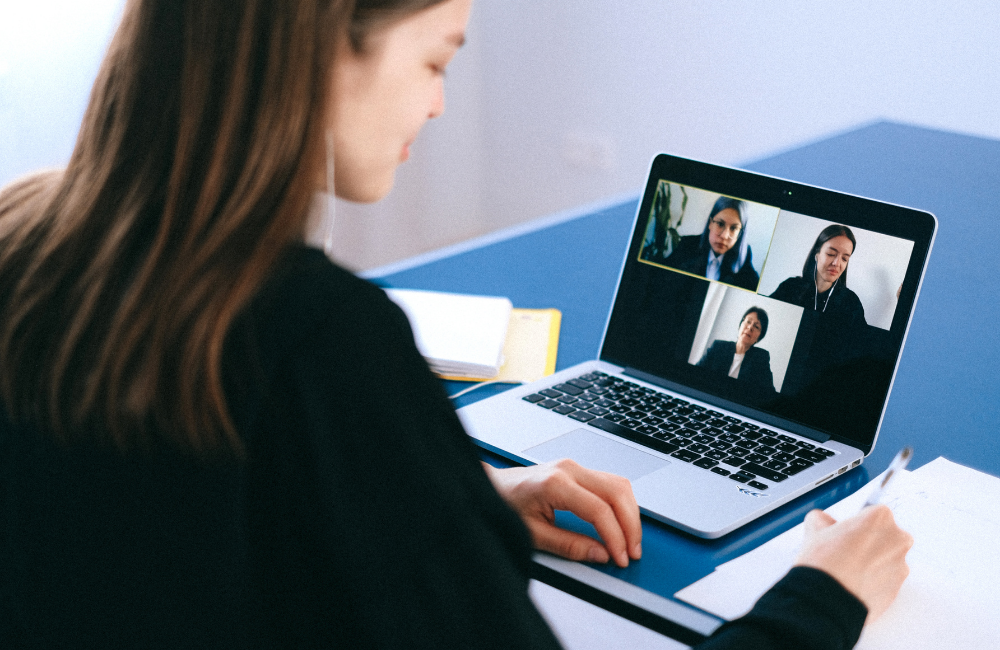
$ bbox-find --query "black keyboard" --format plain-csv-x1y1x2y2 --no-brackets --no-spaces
522,371,837,492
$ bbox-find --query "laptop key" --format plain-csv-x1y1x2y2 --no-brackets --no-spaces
567,379,593,389
729,472,755,483
552,405,576,415
794,449,827,463
687,443,710,454
670,449,700,463
705,450,728,461
539,389,562,398
538,399,560,409
586,407,610,416
784,464,810,476
693,458,719,469
588,418,679,456
569,411,596,422
721,456,746,467
710,467,731,477
747,481,769,491
745,453,768,464
605,413,626,423
522,394,546,403
737,462,788,482
553,383,584,396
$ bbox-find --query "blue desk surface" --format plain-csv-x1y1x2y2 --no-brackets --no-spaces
371,121,1000,609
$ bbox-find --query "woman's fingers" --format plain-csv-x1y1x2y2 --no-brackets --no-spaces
795,505,913,622
484,460,642,568
530,514,611,564
570,465,643,560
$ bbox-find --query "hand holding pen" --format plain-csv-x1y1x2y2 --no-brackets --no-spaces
862,446,913,510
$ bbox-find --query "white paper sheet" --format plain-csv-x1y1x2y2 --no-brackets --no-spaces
675,458,1000,649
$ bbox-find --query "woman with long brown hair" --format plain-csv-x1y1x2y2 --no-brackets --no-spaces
1,1,910,648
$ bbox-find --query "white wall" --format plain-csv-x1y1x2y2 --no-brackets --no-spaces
3,1,999,271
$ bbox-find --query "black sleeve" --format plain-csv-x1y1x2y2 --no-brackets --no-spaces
237,255,563,650
694,567,867,650
768,277,802,304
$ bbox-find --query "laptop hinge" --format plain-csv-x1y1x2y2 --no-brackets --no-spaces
622,367,831,444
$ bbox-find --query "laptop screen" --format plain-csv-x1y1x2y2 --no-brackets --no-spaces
601,154,936,454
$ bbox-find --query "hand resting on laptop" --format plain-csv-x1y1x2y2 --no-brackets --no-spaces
486,458,912,627
483,459,643,568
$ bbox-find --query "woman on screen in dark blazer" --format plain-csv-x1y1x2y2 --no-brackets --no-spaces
769,224,867,327
698,307,775,391
663,196,760,290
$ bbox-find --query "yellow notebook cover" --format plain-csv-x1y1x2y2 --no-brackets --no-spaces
439,308,561,383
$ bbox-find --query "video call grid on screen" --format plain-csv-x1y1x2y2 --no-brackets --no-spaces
601,158,934,450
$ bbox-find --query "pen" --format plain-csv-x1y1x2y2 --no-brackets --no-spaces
862,446,913,509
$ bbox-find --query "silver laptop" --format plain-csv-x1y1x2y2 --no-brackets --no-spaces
458,153,936,538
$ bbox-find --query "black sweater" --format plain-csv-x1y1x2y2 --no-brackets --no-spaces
0,245,865,648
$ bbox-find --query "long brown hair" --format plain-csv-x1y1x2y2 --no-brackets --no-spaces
0,0,446,454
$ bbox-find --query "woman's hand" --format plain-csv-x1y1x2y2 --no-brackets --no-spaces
794,505,913,622
483,459,642,568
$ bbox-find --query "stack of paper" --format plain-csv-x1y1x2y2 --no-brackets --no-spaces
674,457,1000,649
386,288,513,379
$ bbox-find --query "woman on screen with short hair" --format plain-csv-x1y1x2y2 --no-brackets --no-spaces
0,1,908,647
698,307,775,392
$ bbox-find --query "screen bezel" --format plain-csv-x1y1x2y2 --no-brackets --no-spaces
599,153,937,455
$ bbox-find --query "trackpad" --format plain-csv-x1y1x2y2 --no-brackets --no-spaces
525,429,670,481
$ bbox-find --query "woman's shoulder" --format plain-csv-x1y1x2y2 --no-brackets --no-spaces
708,339,736,356
259,245,399,325
770,275,809,298
664,235,703,267
228,244,412,370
